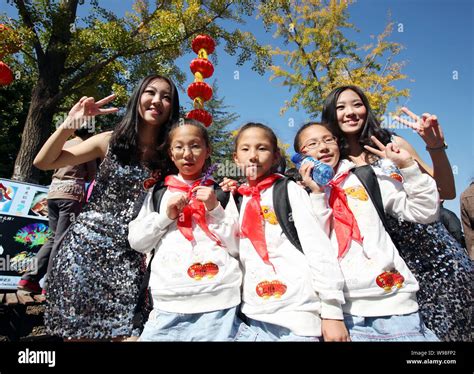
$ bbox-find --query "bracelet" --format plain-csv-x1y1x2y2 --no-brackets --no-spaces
426,142,448,151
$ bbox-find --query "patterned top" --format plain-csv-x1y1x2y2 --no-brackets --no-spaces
45,150,152,339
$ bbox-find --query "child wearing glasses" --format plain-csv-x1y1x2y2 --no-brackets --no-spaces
128,119,252,341
294,122,439,341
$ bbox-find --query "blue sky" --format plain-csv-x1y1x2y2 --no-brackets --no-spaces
1,0,473,217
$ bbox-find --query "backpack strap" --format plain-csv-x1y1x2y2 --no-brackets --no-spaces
233,192,243,211
215,184,231,209
352,165,388,230
273,177,303,253
234,178,303,253
152,180,167,213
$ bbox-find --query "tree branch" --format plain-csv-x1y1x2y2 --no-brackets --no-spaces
286,12,323,97
13,0,44,61
59,1,236,99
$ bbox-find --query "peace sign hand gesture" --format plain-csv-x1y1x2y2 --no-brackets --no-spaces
393,107,445,149
66,94,119,129
364,136,415,169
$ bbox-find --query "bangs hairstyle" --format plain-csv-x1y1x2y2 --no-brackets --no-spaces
233,122,279,153
321,85,394,156
109,74,180,169
164,118,212,176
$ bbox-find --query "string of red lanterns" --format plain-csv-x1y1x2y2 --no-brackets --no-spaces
186,35,216,127
0,24,21,86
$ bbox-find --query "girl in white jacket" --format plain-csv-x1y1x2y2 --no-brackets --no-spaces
233,122,349,341
294,122,439,341
128,119,250,341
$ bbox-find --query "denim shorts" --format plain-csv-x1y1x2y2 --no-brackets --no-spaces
139,306,256,342
344,312,439,342
247,318,322,342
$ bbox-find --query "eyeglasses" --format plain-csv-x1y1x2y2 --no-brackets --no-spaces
171,144,204,155
301,136,337,151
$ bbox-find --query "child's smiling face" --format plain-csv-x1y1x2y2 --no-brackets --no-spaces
298,125,340,168
336,89,367,136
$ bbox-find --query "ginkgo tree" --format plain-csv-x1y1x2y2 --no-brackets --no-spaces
258,0,409,117
1,0,271,183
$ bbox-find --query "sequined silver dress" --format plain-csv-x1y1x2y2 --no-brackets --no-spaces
386,216,473,341
45,151,149,339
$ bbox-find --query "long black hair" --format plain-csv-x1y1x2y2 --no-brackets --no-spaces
109,74,180,169
321,85,394,157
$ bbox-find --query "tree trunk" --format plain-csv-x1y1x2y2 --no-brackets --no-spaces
11,1,78,183
11,80,58,183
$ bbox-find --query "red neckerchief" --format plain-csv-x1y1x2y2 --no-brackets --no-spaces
237,174,282,270
328,170,363,259
164,175,222,246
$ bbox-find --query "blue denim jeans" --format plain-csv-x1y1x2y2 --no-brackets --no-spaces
344,312,439,341
247,318,322,342
139,306,256,341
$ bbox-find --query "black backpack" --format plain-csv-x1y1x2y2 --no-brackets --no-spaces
234,177,303,253
352,165,389,230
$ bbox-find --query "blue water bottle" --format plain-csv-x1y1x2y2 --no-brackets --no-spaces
291,153,334,186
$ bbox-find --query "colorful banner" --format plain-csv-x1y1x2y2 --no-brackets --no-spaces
0,179,51,289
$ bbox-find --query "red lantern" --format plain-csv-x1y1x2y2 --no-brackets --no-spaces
187,35,216,127
190,58,214,79
186,109,212,127
191,34,215,55
0,24,22,58
0,61,14,86
187,81,213,102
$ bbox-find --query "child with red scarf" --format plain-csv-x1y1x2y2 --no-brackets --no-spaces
233,122,348,341
294,122,439,341
128,119,251,341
